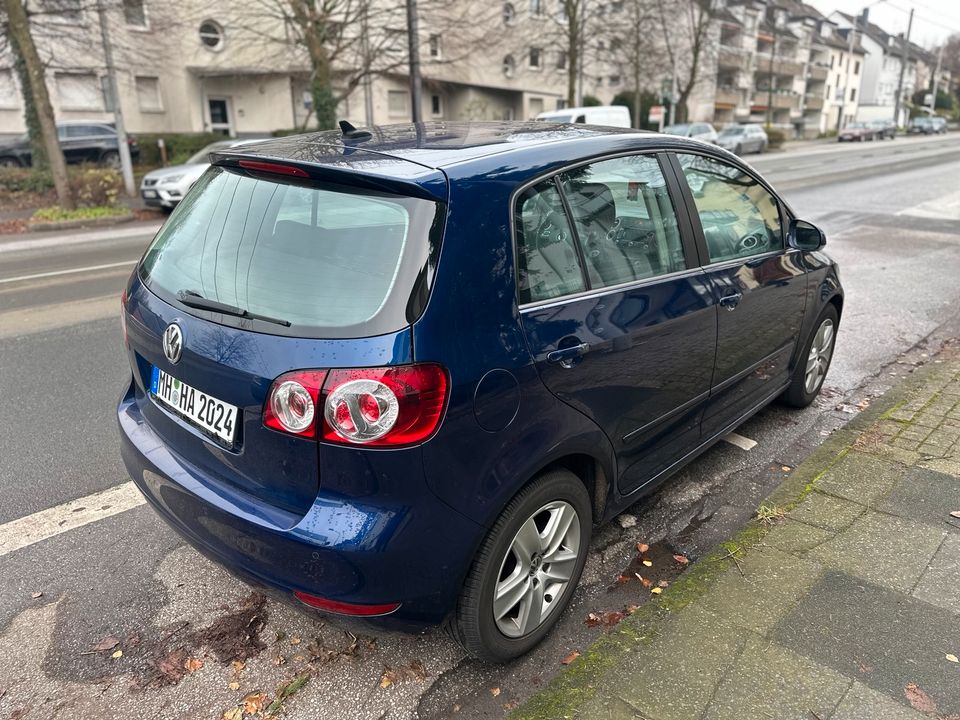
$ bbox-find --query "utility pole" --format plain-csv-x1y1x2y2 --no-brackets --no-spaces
928,43,944,115
893,6,914,129
361,4,373,126
96,0,135,197
836,15,857,132
405,0,423,124
766,32,776,127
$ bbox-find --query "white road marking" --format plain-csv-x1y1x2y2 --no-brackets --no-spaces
0,260,136,285
0,294,120,338
0,223,161,254
0,482,145,558
895,188,960,221
722,432,758,451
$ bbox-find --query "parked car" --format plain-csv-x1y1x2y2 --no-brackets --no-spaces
140,138,267,210
662,122,719,144
838,121,876,142
536,105,632,128
908,116,947,135
118,121,842,662
715,124,768,154
868,119,896,140
930,117,948,134
0,122,139,168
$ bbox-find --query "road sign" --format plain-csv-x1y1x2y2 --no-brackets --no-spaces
648,105,665,123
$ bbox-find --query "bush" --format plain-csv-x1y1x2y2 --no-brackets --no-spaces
32,205,129,222
134,132,224,166
581,95,602,107
0,166,122,207
764,127,786,149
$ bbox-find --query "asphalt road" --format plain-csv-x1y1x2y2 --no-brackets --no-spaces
1,133,960,719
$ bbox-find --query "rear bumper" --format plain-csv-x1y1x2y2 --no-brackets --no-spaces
117,379,483,629
139,188,181,208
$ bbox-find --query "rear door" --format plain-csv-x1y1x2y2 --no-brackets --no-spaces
517,152,718,495
669,152,807,437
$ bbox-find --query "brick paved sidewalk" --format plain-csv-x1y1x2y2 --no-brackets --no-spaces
515,350,960,720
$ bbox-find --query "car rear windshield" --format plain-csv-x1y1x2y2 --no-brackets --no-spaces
139,166,443,338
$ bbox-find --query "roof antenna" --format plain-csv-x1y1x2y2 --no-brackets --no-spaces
339,120,372,141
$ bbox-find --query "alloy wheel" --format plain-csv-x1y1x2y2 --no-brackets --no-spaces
804,318,835,394
493,500,581,638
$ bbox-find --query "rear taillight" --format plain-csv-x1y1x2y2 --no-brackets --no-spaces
263,364,447,446
293,591,400,616
263,370,328,438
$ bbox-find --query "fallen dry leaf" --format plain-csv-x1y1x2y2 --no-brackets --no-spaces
856,399,871,410
658,580,669,588
947,654,959,663
585,612,601,627
601,611,625,626
905,683,938,715
642,559,653,567
380,669,397,689
673,554,689,565
242,692,267,715
290,636,301,645
615,574,631,585
635,573,652,588
231,660,246,674
636,543,649,553
222,708,243,720
30,592,43,599
650,587,663,595
93,636,120,652
560,650,580,665
111,650,123,659
228,682,240,691
184,657,203,673
502,702,517,710
781,465,792,472
490,687,501,697
950,511,960,519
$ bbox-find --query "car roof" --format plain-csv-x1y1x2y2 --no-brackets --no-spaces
218,121,656,172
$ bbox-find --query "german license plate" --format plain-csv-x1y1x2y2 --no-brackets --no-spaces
143,190,158,198
150,367,238,444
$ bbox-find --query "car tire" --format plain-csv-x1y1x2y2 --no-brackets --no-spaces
448,468,592,662
782,305,839,408
100,151,120,169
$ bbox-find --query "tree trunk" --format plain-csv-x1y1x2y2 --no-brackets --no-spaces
5,0,74,209
566,3,579,107
11,44,47,170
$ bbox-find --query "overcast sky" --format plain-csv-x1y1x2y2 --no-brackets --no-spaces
806,0,960,49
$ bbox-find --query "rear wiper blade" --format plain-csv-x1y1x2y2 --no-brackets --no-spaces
177,290,291,327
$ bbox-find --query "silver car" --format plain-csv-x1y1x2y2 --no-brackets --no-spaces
662,122,719,144
715,124,768,155
140,138,266,209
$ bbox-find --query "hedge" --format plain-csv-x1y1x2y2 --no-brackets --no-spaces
0,166,123,207
134,132,224,166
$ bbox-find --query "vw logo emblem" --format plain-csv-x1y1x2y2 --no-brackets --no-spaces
162,323,183,364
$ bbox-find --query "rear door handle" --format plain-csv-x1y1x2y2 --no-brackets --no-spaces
719,292,743,311
547,342,590,367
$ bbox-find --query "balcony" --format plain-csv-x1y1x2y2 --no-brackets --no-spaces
804,95,824,111
755,56,805,78
715,88,743,107
751,91,800,111
807,65,828,81
718,46,750,71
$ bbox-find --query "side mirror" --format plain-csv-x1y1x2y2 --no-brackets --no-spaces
788,219,826,251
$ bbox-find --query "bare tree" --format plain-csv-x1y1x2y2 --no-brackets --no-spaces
618,0,668,127
2,0,74,207
655,0,717,123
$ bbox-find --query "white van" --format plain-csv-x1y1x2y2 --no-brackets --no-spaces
535,105,632,128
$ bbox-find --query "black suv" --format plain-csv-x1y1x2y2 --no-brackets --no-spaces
0,122,140,168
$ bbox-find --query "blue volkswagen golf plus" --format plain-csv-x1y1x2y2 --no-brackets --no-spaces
118,122,842,661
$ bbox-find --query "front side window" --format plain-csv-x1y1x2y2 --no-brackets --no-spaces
559,155,685,287
676,153,783,263
515,180,585,304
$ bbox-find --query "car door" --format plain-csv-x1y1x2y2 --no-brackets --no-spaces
670,152,807,437
517,152,718,495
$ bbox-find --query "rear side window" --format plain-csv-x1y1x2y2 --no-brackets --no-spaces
140,166,443,338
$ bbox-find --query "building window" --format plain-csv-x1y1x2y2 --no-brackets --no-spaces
387,90,409,117
199,20,224,51
850,88,856,102
503,54,516,78
530,0,543,16
0,70,19,109
122,0,147,27
529,47,542,69
557,50,567,70
826,84,831,100
431,94,442,116
854,60,860,75
502,2,516,24
830,55,834,69
557,98,567,109
38,0,81,22
428,34,441,59
56,73,104,110
609,74,621,85
136,76,163,112
557,0,568,21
